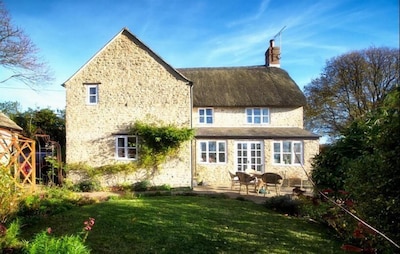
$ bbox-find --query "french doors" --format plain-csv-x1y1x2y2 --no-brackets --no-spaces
235,141,264,173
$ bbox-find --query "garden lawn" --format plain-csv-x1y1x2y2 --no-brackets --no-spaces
20,195,346,254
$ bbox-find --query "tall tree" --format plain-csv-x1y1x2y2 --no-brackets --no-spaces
304,46,399,140
0,101,21,115
0,0,52,86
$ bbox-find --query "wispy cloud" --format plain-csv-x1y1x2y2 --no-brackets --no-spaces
227,0,271,27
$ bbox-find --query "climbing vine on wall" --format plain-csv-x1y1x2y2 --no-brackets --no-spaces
66,122,194,178
130,121,194,170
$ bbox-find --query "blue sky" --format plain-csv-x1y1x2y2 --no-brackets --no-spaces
0,0,399,110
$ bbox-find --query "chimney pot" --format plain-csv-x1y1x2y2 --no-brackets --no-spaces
265,39,280,67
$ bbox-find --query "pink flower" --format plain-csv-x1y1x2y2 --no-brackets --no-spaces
83,217,95,231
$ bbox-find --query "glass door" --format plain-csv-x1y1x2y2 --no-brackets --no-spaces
235,141,264,173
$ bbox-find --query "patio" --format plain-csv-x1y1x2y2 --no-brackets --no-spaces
193,184,304,204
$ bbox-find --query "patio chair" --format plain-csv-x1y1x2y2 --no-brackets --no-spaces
258,172,283,196
236,172,256,195
228,171,240,190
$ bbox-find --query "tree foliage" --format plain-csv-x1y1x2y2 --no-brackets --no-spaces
0,0,52,86
304,46,399,140
311,87,400,251
0,104,66,159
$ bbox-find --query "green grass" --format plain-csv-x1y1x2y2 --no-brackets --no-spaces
20,195,346,254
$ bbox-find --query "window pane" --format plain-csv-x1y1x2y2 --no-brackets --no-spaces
209,153,216,163
127,148,136,159
199,116,204,123
117,138,125,148
283,154,291,164
201,153,207,162
118,148,125,157
273,143,280,152
247,116,252,123
89,96,96,103
206,116,213,123
199,109,204,116
262,108,268,115
208,142,216,151
89,87,96,95
206,109,212,115
200,142,206,151
127,137,136,147
262,116,268,123
283,142,291,152
254,117,261,123
219,153,225,163
294,143,301,153
218,142,225,152
274,154,281,163
254,108,260,116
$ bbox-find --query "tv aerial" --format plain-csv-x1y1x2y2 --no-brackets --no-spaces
273,25,286,48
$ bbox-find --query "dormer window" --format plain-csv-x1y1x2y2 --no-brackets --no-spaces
199,108,213,124
85,84,99,105
246,108,269,124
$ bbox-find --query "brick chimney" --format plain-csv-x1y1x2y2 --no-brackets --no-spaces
265,39,280,67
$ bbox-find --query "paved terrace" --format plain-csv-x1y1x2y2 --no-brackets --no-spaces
193,185,303,204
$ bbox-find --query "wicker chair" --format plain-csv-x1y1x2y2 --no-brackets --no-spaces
258,172,283,196
236,172,256,195
228,171,240,190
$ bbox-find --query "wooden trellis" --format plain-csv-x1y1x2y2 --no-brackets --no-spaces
0,130,36,192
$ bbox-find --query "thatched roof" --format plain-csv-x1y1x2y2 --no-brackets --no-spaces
195,127,319,139
178,66,306,107
0,112,22,131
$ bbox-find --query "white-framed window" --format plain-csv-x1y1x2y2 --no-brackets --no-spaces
272,141,303,165
246,108,269,124
199,140,226,163
86,84,99,105
198,108,213,124
116,135,137,160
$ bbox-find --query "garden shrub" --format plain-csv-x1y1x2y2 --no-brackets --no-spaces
309,88,400,253
132,180,151,191
264,195,301,216
0,220,23,251
24,217,95,254
0,166,26,224
78,179,101,192
24,231,90,254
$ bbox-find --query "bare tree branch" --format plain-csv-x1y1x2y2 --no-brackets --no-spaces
0,0,53,87
304,47,400,140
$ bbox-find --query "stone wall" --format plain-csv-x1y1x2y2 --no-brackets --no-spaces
64,30,192,187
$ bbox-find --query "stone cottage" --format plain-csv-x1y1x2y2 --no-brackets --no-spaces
62,28,193,187
63,28,319,188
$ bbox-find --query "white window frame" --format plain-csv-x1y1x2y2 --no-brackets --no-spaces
115,135,138,160
198,140,226,164
246,108,269,124
272,140,303,165
198,108,214,124
86,84,99,105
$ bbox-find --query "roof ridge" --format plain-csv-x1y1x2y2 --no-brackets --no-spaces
177,65,275,70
